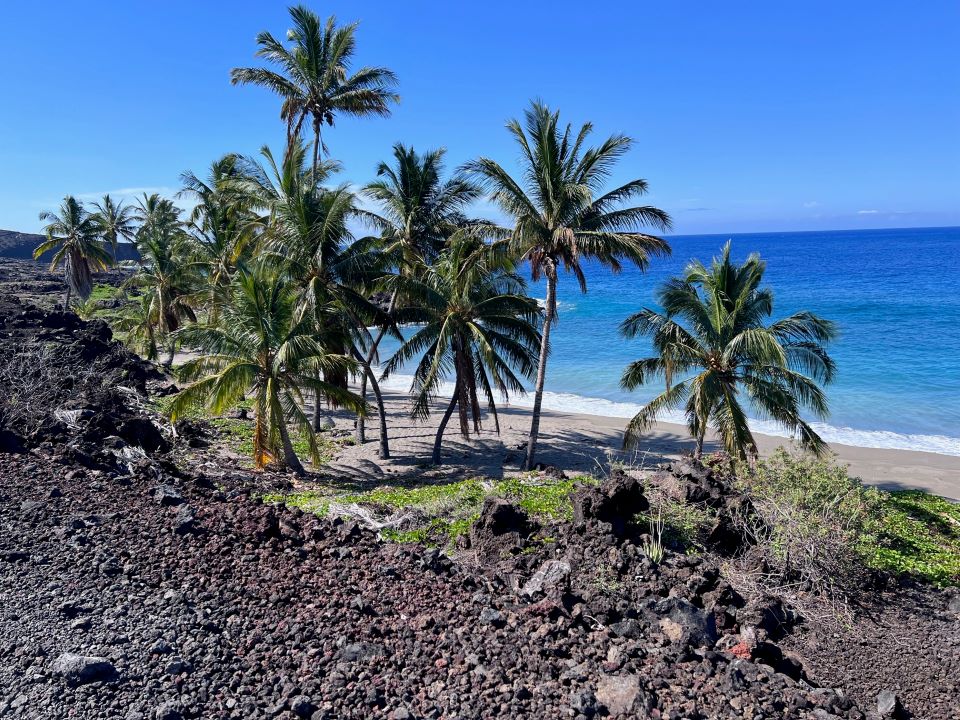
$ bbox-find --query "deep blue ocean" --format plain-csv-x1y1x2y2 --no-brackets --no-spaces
379,227,960,456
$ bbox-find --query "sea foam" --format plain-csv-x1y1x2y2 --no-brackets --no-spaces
376,372,960,457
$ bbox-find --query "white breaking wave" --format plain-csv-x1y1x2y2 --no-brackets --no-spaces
376,371,960,457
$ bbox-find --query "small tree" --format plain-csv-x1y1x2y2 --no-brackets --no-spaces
168,267,362,475
619,242,837,459
35,196,113,308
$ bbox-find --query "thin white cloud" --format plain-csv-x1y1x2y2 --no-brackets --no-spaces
803,201,819,208
74,186,178,202
857,209,879,215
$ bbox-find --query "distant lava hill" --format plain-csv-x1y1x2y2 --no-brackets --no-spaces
0,229,139,262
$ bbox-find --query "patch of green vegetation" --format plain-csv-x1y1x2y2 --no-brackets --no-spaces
341,477,489,512
739,450,960,589
209,417,256,456
209,417,340,466
262,490,331,515
636,498,714,551
863,490,960,586
89,283,122,302
264,474,592,549
493,475,595,521
380,517,474,547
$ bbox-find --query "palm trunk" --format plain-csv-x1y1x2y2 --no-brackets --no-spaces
356,290,398,444
524,268,557,470
64,283,71,310
164,340,176,368
277,416,306,476
432,381,460,465
312,120,321,181
351,346,390,459
695,428,705,459
313,392,326,431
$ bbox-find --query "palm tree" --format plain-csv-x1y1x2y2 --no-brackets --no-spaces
34,196,113,308
92,194,137,260
179,155,256,322
230,4,399,175
128,199,196,366
619,242,837,459
356,143,484,443
133,193,183,249
236,142,393,455
168,267,362,475
465,100,673,469
109,292,162,361
382,237,541,465
364,143,483,268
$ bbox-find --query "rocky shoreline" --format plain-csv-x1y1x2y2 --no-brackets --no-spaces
1,296,958,719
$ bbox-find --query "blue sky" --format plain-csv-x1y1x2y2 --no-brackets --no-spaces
2,1,958,235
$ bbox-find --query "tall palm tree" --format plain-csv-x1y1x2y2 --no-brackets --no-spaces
363,143,482,268
382,237,541,465
230,4,399,174
34,196,113,308
355,143,484,442
92,194,137,260
619,242,837,459
128,199,196,366
168,268,362,475
236,142,393,455
465,100,673,469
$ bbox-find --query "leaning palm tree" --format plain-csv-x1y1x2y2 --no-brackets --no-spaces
92,194,137,260
382,237,541,465
168,268,363,475
230,4,399,174
465,100,673,469
355,143,484,442
619,242,837,459
34,196,113,308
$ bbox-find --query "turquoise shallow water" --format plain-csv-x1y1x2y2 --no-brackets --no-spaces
378,227,960,456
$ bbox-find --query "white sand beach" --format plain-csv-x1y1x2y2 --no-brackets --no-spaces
317,388,960,500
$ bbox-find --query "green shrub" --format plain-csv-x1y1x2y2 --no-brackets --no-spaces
734,449,877,601
735,449,960,595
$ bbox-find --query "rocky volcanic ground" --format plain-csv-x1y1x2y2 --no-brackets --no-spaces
1,264,958,719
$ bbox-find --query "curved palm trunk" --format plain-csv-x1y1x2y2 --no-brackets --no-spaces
164,341,176,368
356,290,398,444
63,282,71,310
351,346,390,459
432,380,460,466
524,269,557,470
